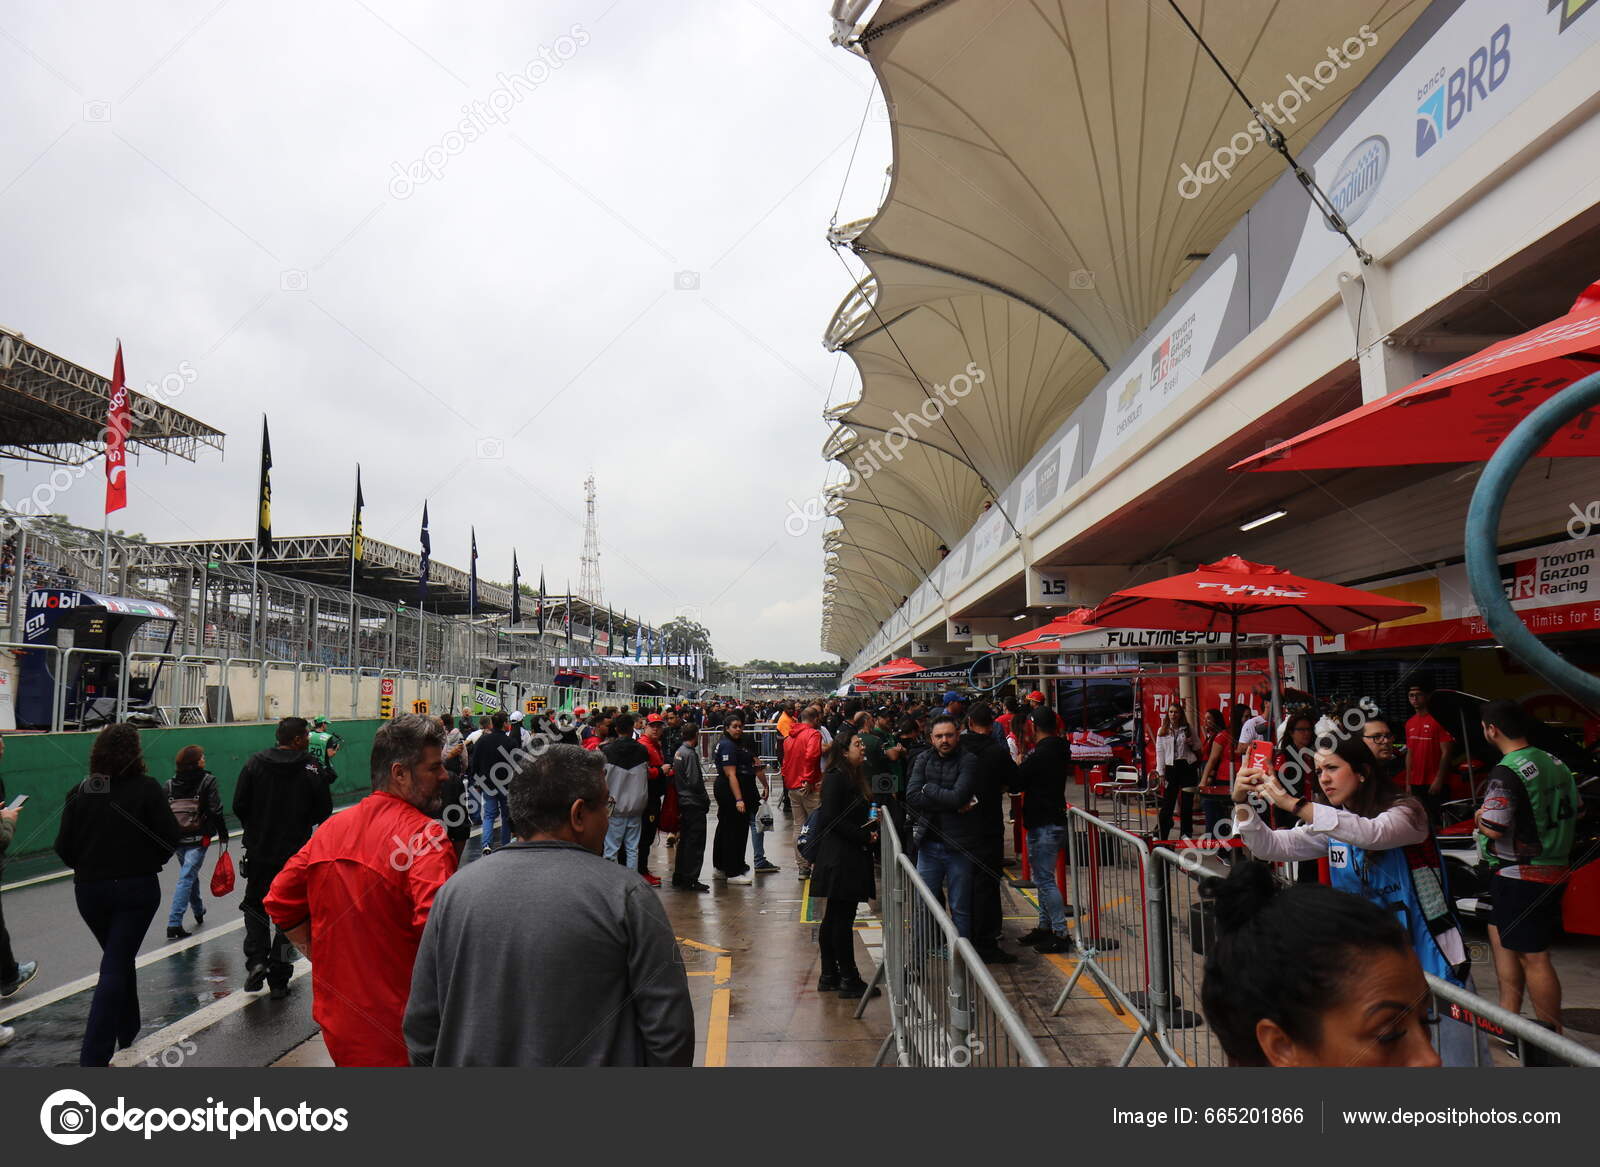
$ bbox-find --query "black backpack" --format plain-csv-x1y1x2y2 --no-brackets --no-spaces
166,774,214,834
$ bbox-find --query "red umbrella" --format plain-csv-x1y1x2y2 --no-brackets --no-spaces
1231,279,1600,472
853,656,922,683
1086,556,1427,729
999,608,1099,651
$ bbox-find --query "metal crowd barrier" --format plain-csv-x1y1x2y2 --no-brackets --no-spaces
1047,807,1600,1069
861,812,1048,1068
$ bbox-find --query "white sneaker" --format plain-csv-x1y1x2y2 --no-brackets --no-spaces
728,873,754,885
0,1024,15,1048
711,871,728,881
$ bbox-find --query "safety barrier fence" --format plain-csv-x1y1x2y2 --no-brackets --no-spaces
1045,806,1600,1068
861,812,1049,1068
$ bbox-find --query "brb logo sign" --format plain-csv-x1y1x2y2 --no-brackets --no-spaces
1415,23,1510,156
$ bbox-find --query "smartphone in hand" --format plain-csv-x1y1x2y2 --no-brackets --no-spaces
1245,741,1275,776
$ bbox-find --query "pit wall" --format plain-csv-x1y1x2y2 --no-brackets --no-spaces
0,718,387,863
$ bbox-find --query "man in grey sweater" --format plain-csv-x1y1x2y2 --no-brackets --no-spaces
404,744,694,1067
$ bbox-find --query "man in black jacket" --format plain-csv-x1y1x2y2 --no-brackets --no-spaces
961,703,1020,964
906,715,981,939
1013,706,1076,953
234,717,333,996
470,713,519,855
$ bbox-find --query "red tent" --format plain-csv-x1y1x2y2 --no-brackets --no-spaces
999,608,1099,651
1231,279,1600,472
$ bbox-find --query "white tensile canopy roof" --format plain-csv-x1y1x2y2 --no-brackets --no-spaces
821,0,1427,658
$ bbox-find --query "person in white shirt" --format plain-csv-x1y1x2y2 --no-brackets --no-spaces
1235,709,1269,760
1229,735,1485,1066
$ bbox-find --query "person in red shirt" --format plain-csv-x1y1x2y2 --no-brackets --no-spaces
1404,682,1455,824
265,714,457,1067
1197,707,1234,838
781,707,825,879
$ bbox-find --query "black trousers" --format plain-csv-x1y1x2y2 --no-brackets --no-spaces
1157,768,1198,840
819,897,860,979
970,839,1004,950
712,778,750,876
241,860,296,986
636,788,661,874
75,874,160,1066
673,808,708,885
0,870,18,985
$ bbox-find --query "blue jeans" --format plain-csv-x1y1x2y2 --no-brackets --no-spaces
479,790,510,849
749,813,769,865
605,815,643,866
167,842,208,929
1027,825,1069,935
916,837,975,939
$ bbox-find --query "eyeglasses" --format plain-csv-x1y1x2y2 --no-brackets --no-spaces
1364,733,1394,743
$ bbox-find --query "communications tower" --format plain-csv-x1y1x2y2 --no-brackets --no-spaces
578,474,604,606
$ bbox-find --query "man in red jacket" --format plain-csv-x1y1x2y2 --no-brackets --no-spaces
635,715,671,886
265,714,457,1066
781,707,825,879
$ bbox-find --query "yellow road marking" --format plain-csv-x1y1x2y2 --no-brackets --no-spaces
678,936,731,954
705,955,733,1067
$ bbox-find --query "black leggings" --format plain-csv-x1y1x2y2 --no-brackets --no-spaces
712,777,750,876
1156,763,1197,839
819,897,860,980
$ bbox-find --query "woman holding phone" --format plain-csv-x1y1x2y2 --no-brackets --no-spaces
1230,735,1484,1065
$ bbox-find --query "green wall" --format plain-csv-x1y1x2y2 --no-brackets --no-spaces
0,719,385,863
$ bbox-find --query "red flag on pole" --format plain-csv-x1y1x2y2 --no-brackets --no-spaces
105,341,129,514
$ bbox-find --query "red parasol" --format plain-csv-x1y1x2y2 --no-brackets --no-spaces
853,656,922,683
1086,556,1427,729
999,607,1099,651
1231,279,1600,472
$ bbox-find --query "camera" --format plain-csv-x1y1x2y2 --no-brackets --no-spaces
51,1101,96,1138
280,269,308,292
475,436,505,460
673,270,700,291
869,773,896,795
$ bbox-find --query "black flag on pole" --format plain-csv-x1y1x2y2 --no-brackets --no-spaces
256,418,273,558
350,466,365,579
418,502,431,603
511,552,522,625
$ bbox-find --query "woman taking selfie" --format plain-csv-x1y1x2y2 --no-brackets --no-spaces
1230,736,1483,1065
55,724,182,1066
1154,703,1199,840
1201,859,1439,1067
809,730,878,999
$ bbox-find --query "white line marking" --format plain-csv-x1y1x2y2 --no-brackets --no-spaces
112,960,311,1067
0,918,246,1024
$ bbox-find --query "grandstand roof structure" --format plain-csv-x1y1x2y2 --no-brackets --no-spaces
0,328,225,466
820,0,1429,657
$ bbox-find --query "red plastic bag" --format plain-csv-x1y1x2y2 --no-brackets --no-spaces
210,847,236,897
657,784,681,835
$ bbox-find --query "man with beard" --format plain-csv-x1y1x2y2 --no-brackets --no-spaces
265,714,457,1066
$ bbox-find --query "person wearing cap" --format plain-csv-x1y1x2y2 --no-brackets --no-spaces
1016,690,1060,758
508,710,532,752
634,715,671,887
942,691,967,721
307,716,342,784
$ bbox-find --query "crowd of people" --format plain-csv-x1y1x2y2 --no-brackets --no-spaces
0,678,1586,1068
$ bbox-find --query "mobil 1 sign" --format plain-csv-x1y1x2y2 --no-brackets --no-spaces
1026,567,1070,607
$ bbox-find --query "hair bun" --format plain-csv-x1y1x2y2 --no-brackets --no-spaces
1201,859,1281,935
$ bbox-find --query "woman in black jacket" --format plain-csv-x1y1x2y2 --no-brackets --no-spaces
164,744,228,939
809,730,878,999
56,724,182,1066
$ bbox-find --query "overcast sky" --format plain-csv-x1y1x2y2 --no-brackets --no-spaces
0,0,889,663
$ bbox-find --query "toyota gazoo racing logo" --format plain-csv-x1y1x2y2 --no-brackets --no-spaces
1193,582,1310,598
38,1088,350,1142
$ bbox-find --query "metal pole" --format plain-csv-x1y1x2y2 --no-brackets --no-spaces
248,549,259,660
1267,634,1283,735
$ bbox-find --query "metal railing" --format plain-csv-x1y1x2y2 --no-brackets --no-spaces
1044,806,1600,1068
860,812,1049,1067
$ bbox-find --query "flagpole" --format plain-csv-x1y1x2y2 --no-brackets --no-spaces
347,467,358,669
250,414,264,661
